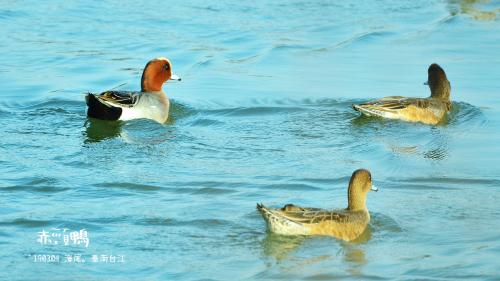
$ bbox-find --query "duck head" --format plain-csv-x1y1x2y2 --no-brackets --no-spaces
141,57,181,92
426,63,451,101
347,169,377,211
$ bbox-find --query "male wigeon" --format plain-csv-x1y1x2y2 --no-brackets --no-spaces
257,169,378,241
85,57,181,123
352,64,451,125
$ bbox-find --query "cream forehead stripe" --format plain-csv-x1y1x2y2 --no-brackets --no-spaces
154,57,169,62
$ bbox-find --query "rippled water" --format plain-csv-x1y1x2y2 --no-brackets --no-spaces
1,1,500,280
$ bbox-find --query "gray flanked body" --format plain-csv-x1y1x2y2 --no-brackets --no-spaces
86,90,170,123
113,91,169,123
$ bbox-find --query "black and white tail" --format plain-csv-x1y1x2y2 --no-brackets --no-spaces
85,93,122,121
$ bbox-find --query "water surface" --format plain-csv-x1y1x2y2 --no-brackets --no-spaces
1,0,500,280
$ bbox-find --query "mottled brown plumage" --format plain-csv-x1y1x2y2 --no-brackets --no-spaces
257,169,378,241
352,63,451,125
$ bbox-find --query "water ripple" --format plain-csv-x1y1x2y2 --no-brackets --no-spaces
93,182,162,191
1,177,68,193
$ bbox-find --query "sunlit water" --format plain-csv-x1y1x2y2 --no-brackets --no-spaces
1,1,500,280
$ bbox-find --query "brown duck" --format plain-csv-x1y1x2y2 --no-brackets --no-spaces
352,63,451,125
257,169,378,241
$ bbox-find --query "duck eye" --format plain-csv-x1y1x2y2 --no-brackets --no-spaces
164,64,170,71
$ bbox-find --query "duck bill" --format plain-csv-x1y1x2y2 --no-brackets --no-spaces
371,185,379,192
170,74,181,81
423,81,429,85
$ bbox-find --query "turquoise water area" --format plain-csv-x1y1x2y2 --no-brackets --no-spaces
1,1,499,280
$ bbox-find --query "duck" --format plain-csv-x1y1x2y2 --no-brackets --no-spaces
85,57,181,123
352,63,451,125
257,169,378,241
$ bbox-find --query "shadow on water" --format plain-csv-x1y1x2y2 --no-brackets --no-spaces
83,118,124,143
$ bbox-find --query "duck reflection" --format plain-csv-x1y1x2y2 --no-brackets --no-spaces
261,226,371,273
389,126,449,161
261,233,306,261
350,115,450,162
83,118,124,143
447,0,499,21
341,227,371,275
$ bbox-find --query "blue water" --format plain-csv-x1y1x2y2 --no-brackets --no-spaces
1,1,500,280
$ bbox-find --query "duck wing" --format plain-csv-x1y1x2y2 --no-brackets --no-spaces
280,204,350,224
95,91,141,108
353,96,449,118
258,203,350,225
353,96,413,112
